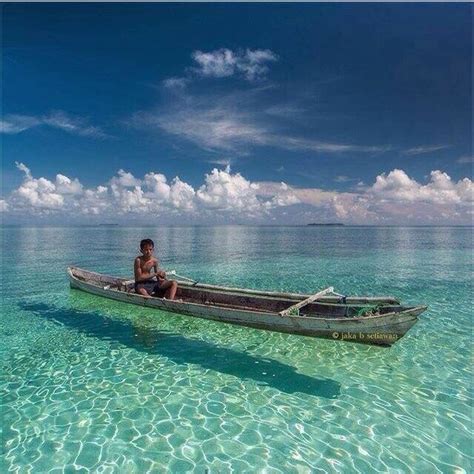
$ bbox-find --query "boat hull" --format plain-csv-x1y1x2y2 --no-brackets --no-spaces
68,267,425,346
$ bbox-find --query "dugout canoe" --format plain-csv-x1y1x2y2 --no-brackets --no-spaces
67,266,426,346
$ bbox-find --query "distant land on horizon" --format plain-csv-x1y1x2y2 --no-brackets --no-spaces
307,223,345,226
2,223,473,228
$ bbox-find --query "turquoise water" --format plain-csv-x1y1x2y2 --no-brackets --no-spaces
1,226,472,473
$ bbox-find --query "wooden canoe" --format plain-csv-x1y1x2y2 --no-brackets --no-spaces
67,266,427,346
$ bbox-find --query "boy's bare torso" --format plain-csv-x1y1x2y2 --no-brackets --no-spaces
133,240,177,299
135,256,159,280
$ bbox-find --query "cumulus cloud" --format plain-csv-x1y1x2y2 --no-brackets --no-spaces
196,167,263,214
331,194,375,221
81,186,110,215
2,164,472,224
12,162,65,211
111,169,142,188
3,164,301,220
255,181,301,207
191,48,278,81
329,169,473,223
55,174,83,195
371,169,473,205
292,188,337,207
169,177,196,211
107,170,197,214
0,111,108,138
16,162,33,180
143,172,170,200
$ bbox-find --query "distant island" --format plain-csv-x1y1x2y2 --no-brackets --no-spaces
307,223,345,226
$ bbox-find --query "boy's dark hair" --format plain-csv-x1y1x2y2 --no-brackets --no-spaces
140,238,154,250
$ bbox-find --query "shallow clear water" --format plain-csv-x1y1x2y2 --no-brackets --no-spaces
1,226,472,473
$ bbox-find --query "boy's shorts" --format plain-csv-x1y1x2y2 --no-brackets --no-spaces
135,279,164,296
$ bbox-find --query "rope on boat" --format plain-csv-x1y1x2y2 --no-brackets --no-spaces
334,294,382,317
354,304,382,317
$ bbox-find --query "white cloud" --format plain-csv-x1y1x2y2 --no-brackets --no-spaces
0,111,107,138
2,164,472,224
457,155,473,164
162,77,189,90
291,188,337,207
169,178,196,211
401,145,450,156
0,200,9,212
371,169,473,205
255,181,300,206
110,184,149,213
0,115,41,134
191,48,278,81
42,111,108,138
55,174,83,195
134,51,389,156
143,172,170,200
331,194,375,221
111,169,142,188
330,169,473,223
207,158,233,167
132,105,269,152
13,163,65,211
131,89,389,155
241,49,278,81
81,186,110,215
192,49,237,78
196,167,263,214
15,161,33,180
279,136,390,153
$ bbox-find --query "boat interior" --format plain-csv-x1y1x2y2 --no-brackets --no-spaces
173,285,405,317
70,268,409,318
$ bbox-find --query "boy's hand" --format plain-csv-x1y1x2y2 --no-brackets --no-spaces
156,270,166,279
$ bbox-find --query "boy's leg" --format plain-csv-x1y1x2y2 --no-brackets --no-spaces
157,279,178,300
136,288,152,298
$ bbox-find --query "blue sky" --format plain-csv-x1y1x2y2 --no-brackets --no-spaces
1,3,472,224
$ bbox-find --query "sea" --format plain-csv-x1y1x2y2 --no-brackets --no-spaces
1,225,472,473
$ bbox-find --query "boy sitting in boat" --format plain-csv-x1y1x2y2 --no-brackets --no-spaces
134,238,177,299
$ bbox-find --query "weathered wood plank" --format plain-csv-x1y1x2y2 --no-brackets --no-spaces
279,287,334,316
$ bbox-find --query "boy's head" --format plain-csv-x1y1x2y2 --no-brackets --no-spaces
140,238,154,257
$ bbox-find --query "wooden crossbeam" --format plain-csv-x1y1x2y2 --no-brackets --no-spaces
279,287,334,316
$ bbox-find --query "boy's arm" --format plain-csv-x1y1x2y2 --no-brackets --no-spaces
134,258,157,282
154,259,166,279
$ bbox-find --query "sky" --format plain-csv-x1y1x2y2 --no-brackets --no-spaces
1,3,472,224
